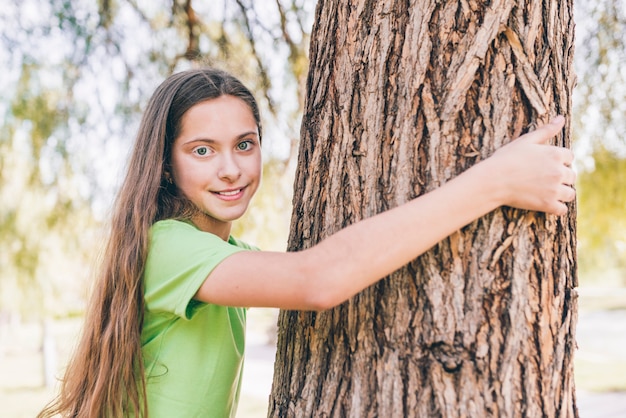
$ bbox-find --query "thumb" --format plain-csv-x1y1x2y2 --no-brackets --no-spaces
520,115,566,145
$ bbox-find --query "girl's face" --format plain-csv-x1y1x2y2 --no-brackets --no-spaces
170,95,262,238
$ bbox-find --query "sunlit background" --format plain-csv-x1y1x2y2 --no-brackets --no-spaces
1,1,624,417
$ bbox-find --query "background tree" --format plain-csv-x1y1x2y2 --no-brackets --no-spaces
269,1,577,416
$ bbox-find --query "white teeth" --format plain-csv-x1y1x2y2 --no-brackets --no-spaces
218,189,241,196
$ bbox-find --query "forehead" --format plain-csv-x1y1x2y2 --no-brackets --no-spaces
178,95,258,137
185,95,255,121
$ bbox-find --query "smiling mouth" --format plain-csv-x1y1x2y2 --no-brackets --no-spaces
215,188,244,197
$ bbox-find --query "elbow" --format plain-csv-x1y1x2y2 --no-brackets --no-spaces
294,249,350,312
299,270,346,312
303,289,341,312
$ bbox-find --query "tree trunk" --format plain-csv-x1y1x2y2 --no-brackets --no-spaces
268,1,577,417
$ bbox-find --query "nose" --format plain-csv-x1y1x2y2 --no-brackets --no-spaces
217,152,242,182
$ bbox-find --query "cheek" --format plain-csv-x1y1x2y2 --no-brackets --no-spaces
242,155,262,192
250,154,263,178
173,162,213,191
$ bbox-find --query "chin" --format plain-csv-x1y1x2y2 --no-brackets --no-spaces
204,209,249,224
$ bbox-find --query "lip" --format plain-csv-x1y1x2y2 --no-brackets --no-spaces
211,186,246,201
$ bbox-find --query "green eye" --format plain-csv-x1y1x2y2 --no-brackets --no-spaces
195,146,208,156
237,141,252,151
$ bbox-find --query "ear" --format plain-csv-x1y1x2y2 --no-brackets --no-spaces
163,170,174,185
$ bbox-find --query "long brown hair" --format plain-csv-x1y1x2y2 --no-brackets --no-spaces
39,68,261,417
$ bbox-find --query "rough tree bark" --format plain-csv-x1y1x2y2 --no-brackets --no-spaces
269,0,577,417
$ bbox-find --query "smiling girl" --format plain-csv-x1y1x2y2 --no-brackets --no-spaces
39,68,575,417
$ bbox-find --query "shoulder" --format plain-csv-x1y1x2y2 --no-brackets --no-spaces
228,235,259,251
150,219,259,251
144,220,249,317
150,219,223,246
150,219,198,235
151,219,258,251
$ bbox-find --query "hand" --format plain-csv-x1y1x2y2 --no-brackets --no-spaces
486,116,576,215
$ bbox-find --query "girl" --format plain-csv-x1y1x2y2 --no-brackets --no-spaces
39,68,575,417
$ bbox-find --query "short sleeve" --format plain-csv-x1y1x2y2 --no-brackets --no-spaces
144,220,248,319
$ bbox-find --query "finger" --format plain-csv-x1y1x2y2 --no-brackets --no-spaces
557,184,577,203
549,148,575,170
556,147,575,166
544,198,570,216
522,115,566,145
553,151,576,179
551,201,569,216
564,166,577,186
563,149,575,166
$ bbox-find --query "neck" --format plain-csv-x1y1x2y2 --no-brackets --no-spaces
191,214,232,241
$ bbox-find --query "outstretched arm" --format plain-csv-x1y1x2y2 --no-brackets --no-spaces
195,116,575,310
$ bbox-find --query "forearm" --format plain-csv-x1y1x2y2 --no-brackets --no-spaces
305,160,501,307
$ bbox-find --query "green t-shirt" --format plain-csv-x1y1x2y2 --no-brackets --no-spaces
141,219,255,417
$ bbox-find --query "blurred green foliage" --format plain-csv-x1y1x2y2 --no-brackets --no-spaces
573,0,626,284
577,147,626,283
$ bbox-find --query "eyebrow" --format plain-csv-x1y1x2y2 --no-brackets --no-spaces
235,131,259,140
182,131,259,145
